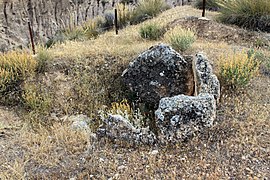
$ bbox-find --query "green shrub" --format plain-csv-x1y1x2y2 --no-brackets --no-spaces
139,23,165,40
130,0,169,24
83,21,101,39
219,50,260,89
103,11,115,30
164,27,196,52
218,0,270,32
45,31,67,48
193,0,220,11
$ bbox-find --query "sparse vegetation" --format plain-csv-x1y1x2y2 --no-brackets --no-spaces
248,49,270,75
164,27,196,52
22,83,51,113
218,0,270,32
139,23,165,40
219,50,260,89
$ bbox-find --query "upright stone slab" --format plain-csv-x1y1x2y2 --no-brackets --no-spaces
194,54,220,103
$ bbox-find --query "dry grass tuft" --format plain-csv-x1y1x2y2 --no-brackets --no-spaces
0,51,36,92
218,50,260,89
164,26,196,52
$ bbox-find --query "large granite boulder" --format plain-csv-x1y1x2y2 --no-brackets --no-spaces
122,44,194,109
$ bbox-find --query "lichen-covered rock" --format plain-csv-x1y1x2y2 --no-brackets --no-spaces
122,44,194,108
155,93,216,143
97,114,157,145
194,54,220,103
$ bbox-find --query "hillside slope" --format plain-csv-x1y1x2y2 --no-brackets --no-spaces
0,5,270,179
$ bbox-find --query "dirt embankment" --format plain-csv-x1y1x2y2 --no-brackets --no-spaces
0,0,123,52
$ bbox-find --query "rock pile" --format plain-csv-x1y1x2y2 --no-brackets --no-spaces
98,44,220,144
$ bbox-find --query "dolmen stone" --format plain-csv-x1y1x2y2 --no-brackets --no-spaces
122,44,194,109
155,52,220,143
98,44,220,144
155,93,216,143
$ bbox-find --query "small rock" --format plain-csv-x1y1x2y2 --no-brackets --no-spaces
117,165,127,170
97,114,157,145
68,114,91,123
71,120,89,131
149,150,159,155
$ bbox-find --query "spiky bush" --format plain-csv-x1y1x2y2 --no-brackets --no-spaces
64,28,85,41
139,23,165,40
219,50,260,89
164,27,196,52
218,0,270,32
130,0,169,24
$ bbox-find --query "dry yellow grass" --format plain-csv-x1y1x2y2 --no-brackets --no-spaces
0,5,269,179
49,6,218,60
0,51,36,91
218,50,260,88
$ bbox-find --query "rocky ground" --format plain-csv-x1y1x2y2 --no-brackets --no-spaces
0,5,270,179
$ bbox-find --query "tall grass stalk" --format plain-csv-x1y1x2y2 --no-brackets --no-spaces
218,0,270,32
